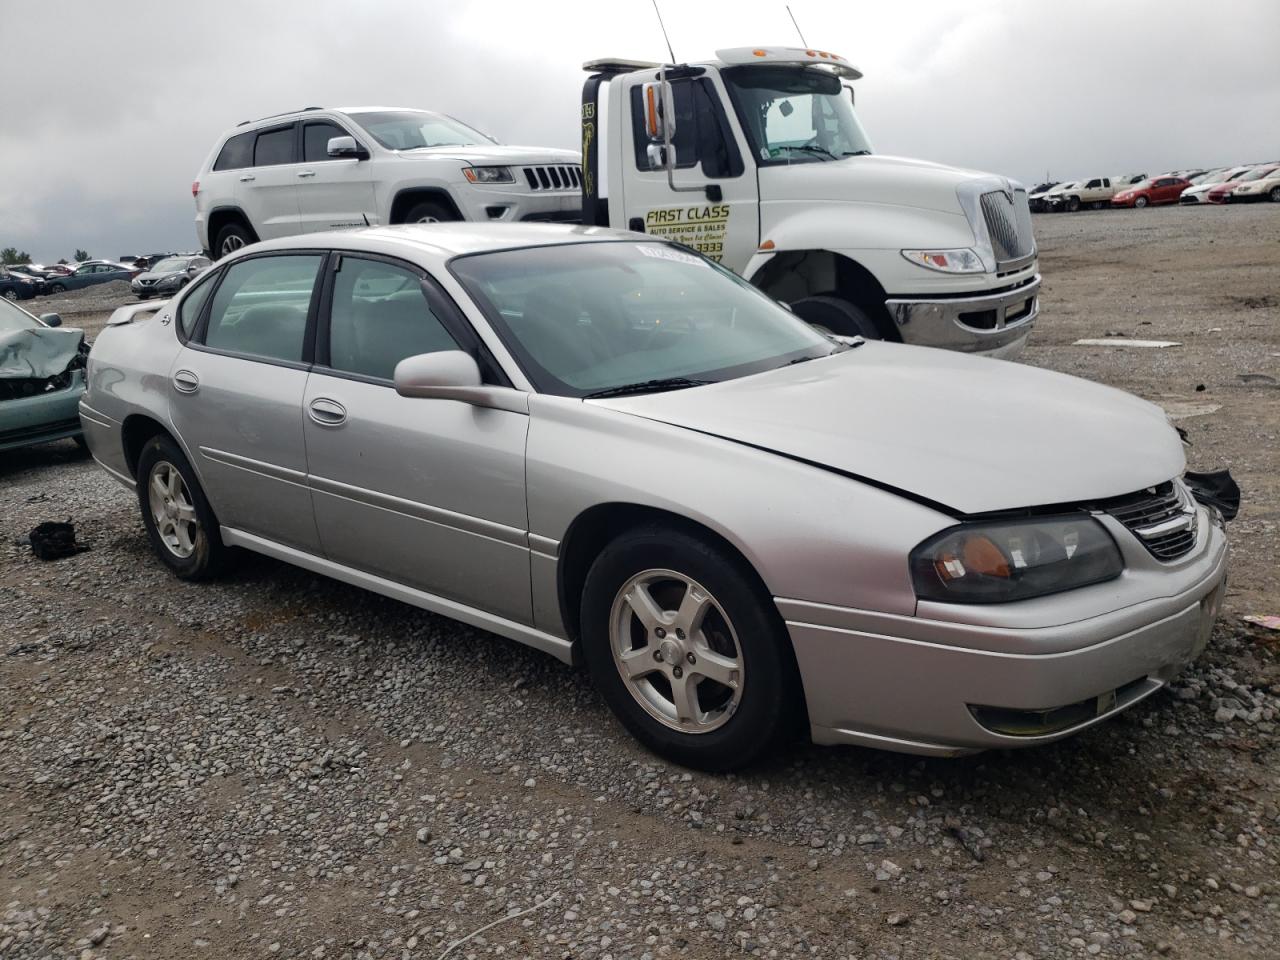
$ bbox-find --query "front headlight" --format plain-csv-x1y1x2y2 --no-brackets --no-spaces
900,248,986,274
911,516,1123,604
462,165,514,184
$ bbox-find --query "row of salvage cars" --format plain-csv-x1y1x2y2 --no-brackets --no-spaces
1029,162,1280,212
30,223,1230,770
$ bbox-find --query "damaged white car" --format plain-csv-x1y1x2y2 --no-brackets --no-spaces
0,298,88,453
80,225,1233,769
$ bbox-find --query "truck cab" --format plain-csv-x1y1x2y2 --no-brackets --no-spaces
581,47,1040,357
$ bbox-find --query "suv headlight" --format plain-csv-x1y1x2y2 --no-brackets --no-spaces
911,516,1123,604
462,166,514,184
901,248,985,273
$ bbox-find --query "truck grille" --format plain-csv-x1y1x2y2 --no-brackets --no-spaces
523,165,582,191
981,189,1036,268
1099,481,1197,561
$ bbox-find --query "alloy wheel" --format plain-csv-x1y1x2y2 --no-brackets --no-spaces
415,215,441,223
2,289,16,301
220,234,246,256
148,461,199,559
609,569,745,734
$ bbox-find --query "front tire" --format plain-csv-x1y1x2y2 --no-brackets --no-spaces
48,282,66,294
214,222,254,259
1134,196,1149,208
1067,196,1081,212
580,526,801,771
1,289,16,301
788,295,884,340
404,200,457,224
136,435,227,580
1270,186,1280,203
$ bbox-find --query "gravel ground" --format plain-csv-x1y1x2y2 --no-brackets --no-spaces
2,206,1279,960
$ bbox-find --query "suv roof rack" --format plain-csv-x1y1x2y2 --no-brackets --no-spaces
236,106,324,127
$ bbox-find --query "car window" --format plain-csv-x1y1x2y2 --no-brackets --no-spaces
325,258,459,380
303,121,350,163
0,297,40,332
254,126,296,166
75,265,93,275
213,131,254,171
202,255,322,363
176,271,218,339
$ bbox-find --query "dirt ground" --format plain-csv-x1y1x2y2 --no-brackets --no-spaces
2,206,1278,960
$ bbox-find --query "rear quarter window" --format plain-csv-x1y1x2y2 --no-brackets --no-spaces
213,132,253,171
176,272,217,340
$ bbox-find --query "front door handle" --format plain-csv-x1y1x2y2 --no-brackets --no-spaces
238,174,256,183
308,397,347,426
173,369,199,394
296,170,316,178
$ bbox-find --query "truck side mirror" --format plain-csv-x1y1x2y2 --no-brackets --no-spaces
645,143,669,171
641,81,676,143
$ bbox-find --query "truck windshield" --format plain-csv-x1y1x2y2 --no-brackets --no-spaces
348,110,493,150
721,66,872,165
450,241,836,398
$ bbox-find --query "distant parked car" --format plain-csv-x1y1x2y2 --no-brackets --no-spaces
40,264,73,277
0,266,40,301
1111,176,1192,208
0,296,87,452
1111,173,1147,188
131,255,213,299
1039,181,1078,211
1180,166,1253,204
1047,177,1118,212
45,261,139,294
1214,164,1280,203
1027,181,1059,212
4,266,50,294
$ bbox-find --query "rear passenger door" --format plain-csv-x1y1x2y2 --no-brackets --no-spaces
295,119,376,233
241,123,303,240
168,252,324,551
303,253,532,623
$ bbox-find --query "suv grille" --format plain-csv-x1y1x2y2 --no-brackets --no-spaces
523,165,582,191
981,189,1035,267
1100,481,1197,561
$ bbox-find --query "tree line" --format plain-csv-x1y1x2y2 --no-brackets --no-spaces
2,247,91,265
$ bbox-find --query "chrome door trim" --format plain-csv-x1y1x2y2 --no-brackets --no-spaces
308,472,528,549
220,526,575,664
199,445,310,487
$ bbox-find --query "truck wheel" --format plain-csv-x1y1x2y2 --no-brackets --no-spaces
788,295,883,340
1067,197,1081,213
580,525,801,771
1134,196,1149,208
405,200,457,224
214,223,253,258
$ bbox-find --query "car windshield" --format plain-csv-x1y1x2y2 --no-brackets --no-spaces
450,241,837,398
348,110,492,150
721,66,872,164
151,258,187,273
1236,166,1276,182
0,298,40,332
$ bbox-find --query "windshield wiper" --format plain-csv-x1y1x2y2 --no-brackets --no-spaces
583,377,713,399
782,144,839,160
841,149,872,157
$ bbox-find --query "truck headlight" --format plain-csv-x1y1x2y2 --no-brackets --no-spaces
901,248,985,274
910,516,1123,604
462,166,514,184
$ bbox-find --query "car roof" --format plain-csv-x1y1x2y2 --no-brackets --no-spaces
249,223,645,261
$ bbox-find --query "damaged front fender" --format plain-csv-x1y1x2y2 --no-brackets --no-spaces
0,325,89,452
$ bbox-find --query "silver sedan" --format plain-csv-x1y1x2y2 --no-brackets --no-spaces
79,224,1229,770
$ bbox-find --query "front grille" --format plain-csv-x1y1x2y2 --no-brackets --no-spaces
523,165,582,191
1098,481,1197,561
981,189,1035,266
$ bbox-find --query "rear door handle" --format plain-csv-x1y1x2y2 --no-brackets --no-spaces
308,397,347,426
239,174,256,182
296,170,316,178
172,369,199,394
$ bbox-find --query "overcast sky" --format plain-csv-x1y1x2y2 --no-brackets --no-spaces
2,0,1276,263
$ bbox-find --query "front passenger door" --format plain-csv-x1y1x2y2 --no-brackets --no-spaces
304,254,532,623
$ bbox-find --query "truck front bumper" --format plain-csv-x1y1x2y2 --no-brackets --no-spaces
886,275,1039,359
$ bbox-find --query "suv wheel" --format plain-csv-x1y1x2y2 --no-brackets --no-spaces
214,222,253,258
405,200,457,224
136,435,228,580
580,526,801,771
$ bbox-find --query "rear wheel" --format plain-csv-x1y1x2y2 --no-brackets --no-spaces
1270,186,1280,203
136,435,228,580
1134,195,1149,208
580,526,801,771
214,222,253,259
48,282,66,294
788,295,883,340
405,200,457,224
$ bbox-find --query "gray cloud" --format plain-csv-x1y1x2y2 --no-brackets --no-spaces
1,0,1276,262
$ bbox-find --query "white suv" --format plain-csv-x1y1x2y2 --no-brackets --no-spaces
194,107,582,257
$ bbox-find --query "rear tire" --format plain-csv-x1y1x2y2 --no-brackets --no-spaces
580,526,801,771
135,435,228,580
404,200,457,224
788,295,884,340
48,282,66,294
214,222,254,259
1134,196,1149,208
1270,186,1280,203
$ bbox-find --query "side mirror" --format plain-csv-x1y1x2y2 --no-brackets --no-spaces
39,313,62,327
645,143,669,171
641,80,676,143
327,135,366,159
394,350,482,399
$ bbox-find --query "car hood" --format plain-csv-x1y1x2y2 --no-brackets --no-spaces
756,154,998,213
0,326,86,380
596,344,1184,516
396,144,580,166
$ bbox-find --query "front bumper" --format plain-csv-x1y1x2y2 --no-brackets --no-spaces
452,181,582,224
886,275,1039,359
0,372,86,452
782,522,1228,756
